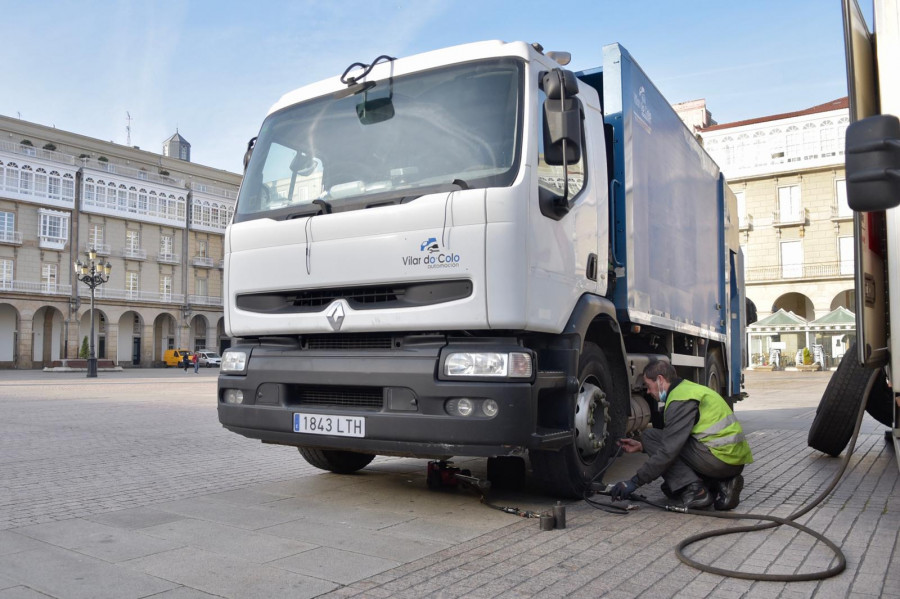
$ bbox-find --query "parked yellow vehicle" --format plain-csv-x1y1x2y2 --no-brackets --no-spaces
163,349,193,367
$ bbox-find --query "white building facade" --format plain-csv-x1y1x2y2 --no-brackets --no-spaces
698,98,854,367
0,115,240,368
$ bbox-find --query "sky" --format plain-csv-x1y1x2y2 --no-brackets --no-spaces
1,0,872,175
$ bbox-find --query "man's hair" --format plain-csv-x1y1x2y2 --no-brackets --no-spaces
643,359,677,381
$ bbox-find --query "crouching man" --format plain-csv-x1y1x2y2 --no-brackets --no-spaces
610,359,753,510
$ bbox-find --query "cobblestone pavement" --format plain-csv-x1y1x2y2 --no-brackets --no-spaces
0,368,897,598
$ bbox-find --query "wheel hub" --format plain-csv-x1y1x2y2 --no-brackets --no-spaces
574,381,610,459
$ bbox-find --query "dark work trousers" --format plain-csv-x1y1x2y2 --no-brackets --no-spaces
641,428,744,493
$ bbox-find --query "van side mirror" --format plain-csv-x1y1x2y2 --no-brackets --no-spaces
846,114,900,211
541,69,582,165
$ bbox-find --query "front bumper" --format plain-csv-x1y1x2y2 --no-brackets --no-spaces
217,339,572,457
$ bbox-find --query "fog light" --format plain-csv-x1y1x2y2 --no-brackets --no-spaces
223,389,244,404
457,398,474,417
482,399,499,417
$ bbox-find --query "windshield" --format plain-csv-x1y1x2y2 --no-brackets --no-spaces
234,58,523,221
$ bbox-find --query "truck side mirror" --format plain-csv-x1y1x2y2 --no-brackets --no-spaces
243,137,257,173
845,114,900,211
541,69,582,166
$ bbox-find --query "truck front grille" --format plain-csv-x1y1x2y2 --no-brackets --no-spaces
292,385,384,410
235,279,473,314
305,334,394,350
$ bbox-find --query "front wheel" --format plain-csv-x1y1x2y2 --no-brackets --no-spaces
531,342,626,498
297,447,375,474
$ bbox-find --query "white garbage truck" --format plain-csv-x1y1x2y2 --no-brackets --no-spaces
217,41,746,497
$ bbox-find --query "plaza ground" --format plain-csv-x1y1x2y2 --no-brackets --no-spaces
0,368,896,598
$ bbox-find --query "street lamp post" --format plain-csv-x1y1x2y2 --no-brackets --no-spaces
75,248,112,378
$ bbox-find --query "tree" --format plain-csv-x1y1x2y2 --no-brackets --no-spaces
79,336,89,359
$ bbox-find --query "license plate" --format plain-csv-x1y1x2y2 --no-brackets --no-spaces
293,413,365,438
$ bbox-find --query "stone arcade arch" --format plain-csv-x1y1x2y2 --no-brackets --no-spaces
153,313,179,363
75,307,109,361
34,306,66,367
117,311,144,366
216,317,229,353
189,315,210,351
772,292,815,321
0,303,19,367
830,289,855,312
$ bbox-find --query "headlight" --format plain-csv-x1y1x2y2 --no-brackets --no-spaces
221,350,248,373
443,352,532,378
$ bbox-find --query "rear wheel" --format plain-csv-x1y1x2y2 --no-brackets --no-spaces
808,342,881,456
705,349,726,398
531,342,626,498
297,447,375,474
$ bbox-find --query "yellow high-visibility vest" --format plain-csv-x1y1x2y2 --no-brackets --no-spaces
665,379,753,466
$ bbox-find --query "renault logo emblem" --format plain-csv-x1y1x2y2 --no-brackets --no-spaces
326,302,345,331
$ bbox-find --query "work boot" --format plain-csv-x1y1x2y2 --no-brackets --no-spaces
713,475,743,511
679,482,714,509
660,481,677,500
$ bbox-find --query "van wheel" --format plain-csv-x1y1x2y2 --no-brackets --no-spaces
531,342,626,498
808,342,882,456
297,447,375,474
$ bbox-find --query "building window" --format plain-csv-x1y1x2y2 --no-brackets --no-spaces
160,235,174,260
802,123,818,160
126,271,140,299
781,240,803,279
836,179,852,218
735,191,746,226
0,211,14,243
0,258,12,290
42,263,58,292
785,126,802,162
126,230,141,253
89,224,105,250
839,236,854,275
34,168,48,196
769,129,784,163
821,120,836,156
48,171,62,199
39,209,69,249
161,275,173,301
197,240,208,258
778,185,802,223
195,276,208,298
752,131,767,166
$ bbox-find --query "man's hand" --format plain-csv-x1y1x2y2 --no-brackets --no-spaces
617,438,643,453
610,479,638,501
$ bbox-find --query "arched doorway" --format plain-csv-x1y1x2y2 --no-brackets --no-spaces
118,311,144,366
76,308,109,360
190,315,209,350
153,313,178,363
217,317,229,353
772,292,815,320
830,289,855,311
0,303,20,367
33,306,66,366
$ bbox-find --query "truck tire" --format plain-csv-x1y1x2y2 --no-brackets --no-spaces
865,370,894,426
531,342,626,498
808,342,881,456
297,447,375,474
705,349,726,401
